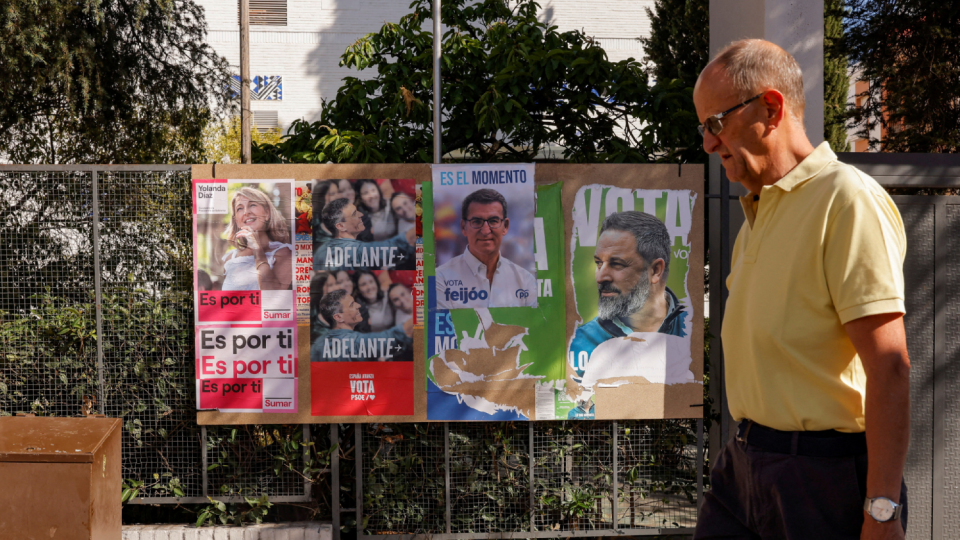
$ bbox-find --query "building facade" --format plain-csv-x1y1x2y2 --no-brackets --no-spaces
195,0,657,133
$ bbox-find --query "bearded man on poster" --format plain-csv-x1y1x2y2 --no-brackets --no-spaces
693,40,910,540
566,210,690,419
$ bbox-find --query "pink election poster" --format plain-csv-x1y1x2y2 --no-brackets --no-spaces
192,179,298,413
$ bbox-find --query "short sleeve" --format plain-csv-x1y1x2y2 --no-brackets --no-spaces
823,187,906,324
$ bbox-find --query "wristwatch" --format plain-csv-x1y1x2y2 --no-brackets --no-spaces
864,497,902,523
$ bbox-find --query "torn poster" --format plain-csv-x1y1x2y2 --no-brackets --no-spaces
565,184,702,419
426,181,570,420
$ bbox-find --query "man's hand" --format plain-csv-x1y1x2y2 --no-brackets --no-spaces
403,316,414,337
845,312,909,540
405,226,417,246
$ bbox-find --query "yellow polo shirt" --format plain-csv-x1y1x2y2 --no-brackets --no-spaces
722,142,906,433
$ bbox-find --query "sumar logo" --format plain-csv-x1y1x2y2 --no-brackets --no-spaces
515,289,530,299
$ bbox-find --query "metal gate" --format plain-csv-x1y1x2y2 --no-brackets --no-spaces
707,152,960,540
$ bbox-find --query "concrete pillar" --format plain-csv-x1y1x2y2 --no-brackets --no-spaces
709,0,825,144
705,0,825,464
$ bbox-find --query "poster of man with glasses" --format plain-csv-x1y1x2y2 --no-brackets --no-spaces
432,164,537,309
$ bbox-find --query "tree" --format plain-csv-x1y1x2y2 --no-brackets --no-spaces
640,0,709,90
824,0,850,151
845,0,960,152
256,0,701,164
0,0,230,163
204,117,284,164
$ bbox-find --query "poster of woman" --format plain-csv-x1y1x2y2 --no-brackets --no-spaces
194,180,295,292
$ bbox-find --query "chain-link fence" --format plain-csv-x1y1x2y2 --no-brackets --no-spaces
0,166,310,503
355,421,699,538
0,165,701,536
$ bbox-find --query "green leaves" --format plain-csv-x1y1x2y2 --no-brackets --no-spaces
844,0,960,152
255,0,703,165
0,0,230,163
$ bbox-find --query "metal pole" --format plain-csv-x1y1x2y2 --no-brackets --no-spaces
529,423,535,533
91,169,106,414
444,423,451,534
201,426,209,497
239,0,252,164
933,199,947,540
331,424,340,540
355,423,363,539
696,418,704,512
303,425,312,500
611,421,618,531
432,0,442,164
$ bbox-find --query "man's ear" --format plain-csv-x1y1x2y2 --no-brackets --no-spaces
762,89,787,129
460,219,467,234
502,217,509,234
650,259,666,284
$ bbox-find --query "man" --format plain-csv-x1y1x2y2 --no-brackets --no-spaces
569,211,687,370
435,188,537,308
567,210,689,419
315,198,416,271
311,289,414,362
693,40,909,539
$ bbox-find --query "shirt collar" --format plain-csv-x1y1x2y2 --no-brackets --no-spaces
462,248,502,277
771,141,836,192
738,142,837,227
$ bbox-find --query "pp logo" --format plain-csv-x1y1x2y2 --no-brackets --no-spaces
515,289,530,299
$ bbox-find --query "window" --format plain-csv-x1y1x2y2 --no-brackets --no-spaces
238,0,287,26
252,111,279,132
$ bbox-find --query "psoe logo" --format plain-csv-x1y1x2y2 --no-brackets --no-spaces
515,289,530,299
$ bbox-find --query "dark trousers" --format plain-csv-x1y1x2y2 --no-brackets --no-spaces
695,428,908,540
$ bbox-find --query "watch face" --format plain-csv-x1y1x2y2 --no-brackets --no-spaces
870,498,895,521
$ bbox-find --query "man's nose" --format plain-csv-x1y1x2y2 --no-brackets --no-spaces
596,264,612,283
702,130,721,154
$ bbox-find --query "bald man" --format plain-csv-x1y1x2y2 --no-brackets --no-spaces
694,40,909,540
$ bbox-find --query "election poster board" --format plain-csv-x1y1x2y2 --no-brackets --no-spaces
191,163,702,424
193,164,431,425
424,164,703,420
193,179,299,413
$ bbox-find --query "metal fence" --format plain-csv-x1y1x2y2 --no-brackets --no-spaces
706,152,960,540
0,165,310,503
349,420,700,539
0,164,702,538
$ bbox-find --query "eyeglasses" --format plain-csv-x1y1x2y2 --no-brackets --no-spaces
697,93,764,137
465,217,504,230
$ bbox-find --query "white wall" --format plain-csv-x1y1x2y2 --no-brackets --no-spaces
197,0,657,131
